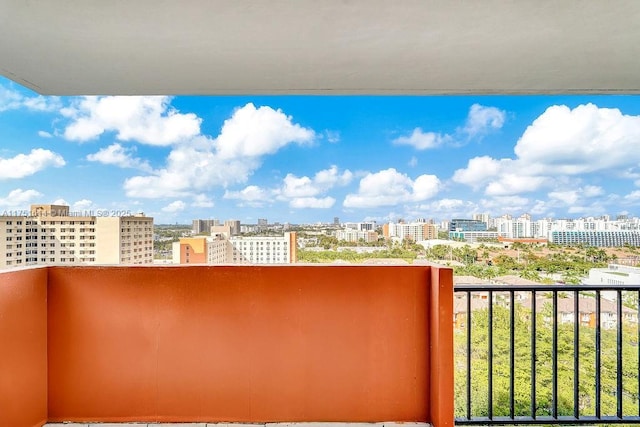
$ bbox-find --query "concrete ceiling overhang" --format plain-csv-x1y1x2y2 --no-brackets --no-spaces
1,0,639,96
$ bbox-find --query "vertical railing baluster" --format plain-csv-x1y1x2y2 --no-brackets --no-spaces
552,290,558,419
574,290,580,419
595,290,601,419
466,290,471,420
488,290,493,420
531,290,537,420
510,290,515,419
452,284,640,426
617,289,623,419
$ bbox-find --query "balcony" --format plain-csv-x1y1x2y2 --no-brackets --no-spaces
0,265,453,427
4,265,640,427
454,284,640,425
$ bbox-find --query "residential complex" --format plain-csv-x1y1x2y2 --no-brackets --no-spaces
548,230,640,247
192,218,240,235
174,226,297,265
335,228,379,243
0,204,153,269
493,214,640,241
383,221,438,241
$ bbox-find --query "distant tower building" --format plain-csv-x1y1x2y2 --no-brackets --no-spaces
192,219,219,234
449,219,487,232
472,213,490,227
224,220,241,236
258,218,268,226
334,217,340,226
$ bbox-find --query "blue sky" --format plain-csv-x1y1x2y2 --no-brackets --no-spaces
1,76,640,224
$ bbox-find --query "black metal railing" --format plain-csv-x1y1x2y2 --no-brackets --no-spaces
454,284,640,425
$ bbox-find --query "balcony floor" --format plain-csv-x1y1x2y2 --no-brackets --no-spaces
44,423,430,427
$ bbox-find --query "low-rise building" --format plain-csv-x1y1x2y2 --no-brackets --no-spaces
548,230,640,247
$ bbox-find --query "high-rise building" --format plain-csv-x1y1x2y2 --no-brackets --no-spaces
192,219,219,234
449,219,487,232
0,204,153,269
224,220,241,236
471,213,490,227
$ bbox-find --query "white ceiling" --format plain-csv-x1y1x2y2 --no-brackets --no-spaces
1,0,639,95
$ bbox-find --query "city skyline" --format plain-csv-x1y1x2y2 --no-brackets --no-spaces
2,76,640,224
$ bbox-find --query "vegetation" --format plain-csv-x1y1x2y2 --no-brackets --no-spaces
455,303,640,419
153,224,191,258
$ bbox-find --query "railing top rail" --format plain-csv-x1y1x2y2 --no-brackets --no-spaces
454,283,640,292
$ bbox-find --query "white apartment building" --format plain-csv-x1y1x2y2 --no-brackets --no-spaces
0,204,153,269
585,264,640,287
490,214,640,242
228,233,296,264
342,221,377,232
335,228,379,243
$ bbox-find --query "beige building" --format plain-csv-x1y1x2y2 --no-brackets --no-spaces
383,222,438,241
0,204,153,269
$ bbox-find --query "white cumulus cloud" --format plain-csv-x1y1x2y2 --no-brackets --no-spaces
392,128,449,150
0,189,42,207
72,199,94,211
224,185,273,208
463,104,506,137
38,130,53,138
192,194,215,208
0,84,61,112
62,96,201,145
215,103,314,159
281,166,352,199
0,149,65,179
343,168,440,208
514,103,640,174
452,156,508,189
289,197,336,209
161,200,186,213
393,104,506,150
453,104,640,198
87,143,151,171
124,104,316,198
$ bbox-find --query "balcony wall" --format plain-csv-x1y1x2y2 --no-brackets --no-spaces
1,265,453,427
0,267,48,427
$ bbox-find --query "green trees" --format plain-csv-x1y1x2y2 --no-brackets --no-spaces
455,301,640,419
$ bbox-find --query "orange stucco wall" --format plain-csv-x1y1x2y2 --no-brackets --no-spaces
0,264,453,426
0,268,48,427
429,266,454,427
47,265,442,423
